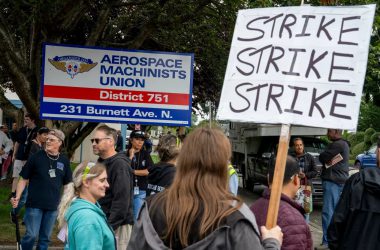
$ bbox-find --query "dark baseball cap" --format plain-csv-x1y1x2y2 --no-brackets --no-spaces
130,130,145,139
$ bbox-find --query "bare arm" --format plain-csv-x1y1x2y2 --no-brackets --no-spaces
12,142,19,162
10,178,28,208
133,169,149,176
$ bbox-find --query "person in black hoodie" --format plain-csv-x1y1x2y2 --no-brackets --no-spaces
327,139,380,250
147,134,179,196
92,125,133,250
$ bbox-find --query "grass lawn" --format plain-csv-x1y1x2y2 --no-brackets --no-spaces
0,164,80,246
0,179,19,244
0,180,64,246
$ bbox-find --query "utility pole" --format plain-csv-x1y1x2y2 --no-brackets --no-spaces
207,101,212,128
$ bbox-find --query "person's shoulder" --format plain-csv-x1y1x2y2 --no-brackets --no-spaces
251,197,268,208
108,152,129,163
279,201,305,225
58,153,69,159
31,149,46,158
304,152,314,158
141,149,151,158
68,200,103,221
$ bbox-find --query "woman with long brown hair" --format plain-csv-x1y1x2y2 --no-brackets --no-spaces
128,128,282,249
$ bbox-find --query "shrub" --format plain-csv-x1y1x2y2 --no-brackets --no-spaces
351,142,367,159
364,128,376,145
370,132,380,144
347,132,365,148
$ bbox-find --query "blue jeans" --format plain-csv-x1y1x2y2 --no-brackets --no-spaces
322,180,343,245
21,208,57,250
305,213,310,224
133,190,146,221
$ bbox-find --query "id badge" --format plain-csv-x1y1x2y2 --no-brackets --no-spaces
49,169,56,178
134,186,139,195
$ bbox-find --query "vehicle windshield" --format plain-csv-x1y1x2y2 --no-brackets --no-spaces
288,137,327,155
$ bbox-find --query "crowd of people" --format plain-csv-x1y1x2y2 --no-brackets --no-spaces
3,113,380,250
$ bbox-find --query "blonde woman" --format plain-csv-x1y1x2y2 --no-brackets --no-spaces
57,162,116,250
128,128,282,249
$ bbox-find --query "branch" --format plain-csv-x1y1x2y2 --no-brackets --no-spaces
111,0,151,8
158,0,213,26
47,0,89,37
0,13,25,70
0,12,17,55
61,121,82,137
66,122,99,159
1,50,38,117
86,7,111,46
128,22,156,49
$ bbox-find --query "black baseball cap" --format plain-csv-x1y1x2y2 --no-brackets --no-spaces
130,130,145,139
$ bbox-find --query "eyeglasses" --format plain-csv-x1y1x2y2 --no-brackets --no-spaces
91,138,111,144
46,137,59,142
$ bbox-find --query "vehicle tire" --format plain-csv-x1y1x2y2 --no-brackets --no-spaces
354,161,361,169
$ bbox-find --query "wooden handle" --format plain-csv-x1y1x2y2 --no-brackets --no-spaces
265,124,291,229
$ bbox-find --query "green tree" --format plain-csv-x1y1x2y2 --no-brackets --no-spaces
0,0,246,157
0,0,378,157
358,101,380,131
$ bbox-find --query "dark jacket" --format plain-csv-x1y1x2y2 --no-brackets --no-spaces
290,152,317,185
147,162,176,196
319,138,349,184
251,188,313,250
127,197,280,250
328,167,380,250
98,152,133,229
115,135,123,152
127,149,154,190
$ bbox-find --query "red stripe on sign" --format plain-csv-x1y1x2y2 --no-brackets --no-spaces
43,85,189,105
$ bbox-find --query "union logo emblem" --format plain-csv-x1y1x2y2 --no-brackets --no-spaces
48,55,98,79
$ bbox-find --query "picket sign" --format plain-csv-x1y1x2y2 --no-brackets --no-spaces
217,4,375,229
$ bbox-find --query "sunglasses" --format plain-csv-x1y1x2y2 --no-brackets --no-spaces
91,138,111,144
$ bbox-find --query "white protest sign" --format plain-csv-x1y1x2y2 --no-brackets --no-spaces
40,44,194,126
217,5,376,130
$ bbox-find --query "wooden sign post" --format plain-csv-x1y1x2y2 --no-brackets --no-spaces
265,124,290,228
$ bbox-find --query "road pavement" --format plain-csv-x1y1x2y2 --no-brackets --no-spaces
239,185,323,249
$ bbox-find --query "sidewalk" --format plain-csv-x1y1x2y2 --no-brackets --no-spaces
310,220,324,249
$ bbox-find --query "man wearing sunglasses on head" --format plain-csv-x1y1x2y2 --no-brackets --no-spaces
92,125,133,250
11,129,72,250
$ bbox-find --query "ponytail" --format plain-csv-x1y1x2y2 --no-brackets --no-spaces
57,182,76,228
